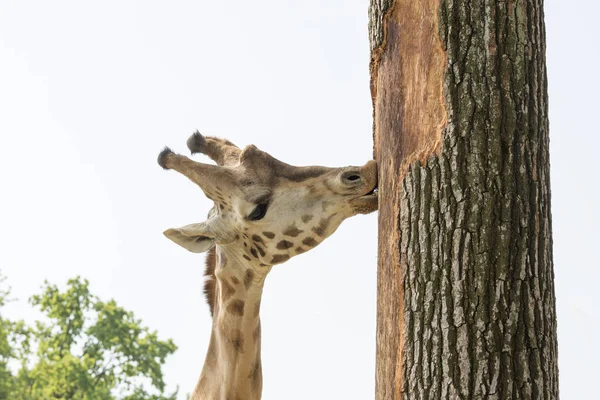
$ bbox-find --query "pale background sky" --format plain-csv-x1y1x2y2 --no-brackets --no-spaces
0,0,598,399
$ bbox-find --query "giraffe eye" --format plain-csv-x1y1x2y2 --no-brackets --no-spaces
346,175,360,181
248,203,269,221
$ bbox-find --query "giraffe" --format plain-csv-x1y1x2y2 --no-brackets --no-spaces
157,132,378,400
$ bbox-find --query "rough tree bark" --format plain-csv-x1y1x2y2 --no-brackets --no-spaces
369,0,558,399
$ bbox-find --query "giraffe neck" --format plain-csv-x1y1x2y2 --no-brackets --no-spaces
192,245,270,400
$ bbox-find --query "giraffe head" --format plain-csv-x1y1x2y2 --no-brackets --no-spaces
158,132,377,267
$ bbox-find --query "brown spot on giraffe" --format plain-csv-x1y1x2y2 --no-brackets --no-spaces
244,269,255,289
276,240,294,250
295,247,306,254
271,254,290,264
283,225,304,237
243,254,252,261
250,247,259,258
252,234,265,245
227,299,245,316
302,237,318,247
255,244,266,257
262,231,276,239
230,329,244,353
311,214,337,237
301,214,313,223
221,279,236,301
231,276,240,285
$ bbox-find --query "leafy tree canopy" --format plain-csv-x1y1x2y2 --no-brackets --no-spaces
0,275,177,400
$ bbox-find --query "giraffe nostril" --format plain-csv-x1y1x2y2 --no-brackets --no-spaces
342,172,362,184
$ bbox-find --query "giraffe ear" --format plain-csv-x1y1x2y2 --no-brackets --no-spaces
163,223,216,253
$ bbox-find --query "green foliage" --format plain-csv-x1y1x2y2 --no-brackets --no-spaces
0,275,177,400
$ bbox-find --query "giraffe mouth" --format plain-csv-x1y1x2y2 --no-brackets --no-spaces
350,183,378,213
365,186,378,196
361,182,378,198
354,184,378,202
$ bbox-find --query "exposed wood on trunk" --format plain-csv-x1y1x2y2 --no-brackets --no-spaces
369,0,559,398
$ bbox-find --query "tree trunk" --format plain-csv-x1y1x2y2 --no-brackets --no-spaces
369,0,558,398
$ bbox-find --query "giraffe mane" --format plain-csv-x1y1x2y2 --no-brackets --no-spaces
204,246,217,316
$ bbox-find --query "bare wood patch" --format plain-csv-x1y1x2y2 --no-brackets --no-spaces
373,0,447,173
371,0,448,398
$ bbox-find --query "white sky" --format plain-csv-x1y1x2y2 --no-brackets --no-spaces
0,1,598,399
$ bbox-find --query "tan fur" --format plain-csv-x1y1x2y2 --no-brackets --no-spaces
159,132,379,399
